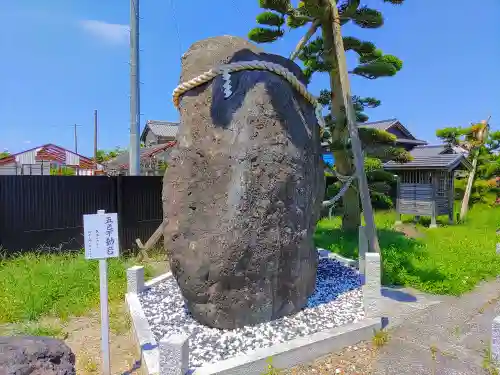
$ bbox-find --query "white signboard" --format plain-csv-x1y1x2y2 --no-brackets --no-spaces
83,212,119,259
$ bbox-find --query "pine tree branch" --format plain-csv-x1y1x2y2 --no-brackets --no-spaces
290,19,321,60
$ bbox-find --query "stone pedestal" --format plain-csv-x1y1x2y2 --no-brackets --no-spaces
127,266,145,294
159,334,190,375
362,253,382,318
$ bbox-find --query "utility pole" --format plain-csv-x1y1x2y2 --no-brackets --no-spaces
129,0,140,176
328,0,381,253
94,110,98,166
72,124,81,154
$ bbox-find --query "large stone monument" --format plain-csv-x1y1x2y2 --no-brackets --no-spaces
163,35,325,329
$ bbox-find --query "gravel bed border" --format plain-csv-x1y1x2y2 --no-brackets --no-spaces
126,251,382,375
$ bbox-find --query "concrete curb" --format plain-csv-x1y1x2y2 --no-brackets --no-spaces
193,318,381,375
126,291,160,375
126,253,381,375
317,247,358,268
145,272,172,289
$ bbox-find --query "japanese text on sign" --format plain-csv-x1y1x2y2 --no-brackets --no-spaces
83,212,120,259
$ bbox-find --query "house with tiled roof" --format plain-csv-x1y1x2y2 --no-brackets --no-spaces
0,144,102,176
385,143,471,179
105,142,176,176
321,118,428,164
359,118,428,150
140,120,179,147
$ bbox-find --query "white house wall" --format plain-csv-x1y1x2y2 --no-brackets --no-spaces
0,161,50,175
0,162,18,175
14,148,41,165
65,151,80,166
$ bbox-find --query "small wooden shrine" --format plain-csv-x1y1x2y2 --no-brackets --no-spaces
384,149,472,227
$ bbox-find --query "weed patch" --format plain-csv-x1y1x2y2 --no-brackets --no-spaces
372,329,389,348
0,251,153,323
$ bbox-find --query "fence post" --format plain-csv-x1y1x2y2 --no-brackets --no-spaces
116,175,124,249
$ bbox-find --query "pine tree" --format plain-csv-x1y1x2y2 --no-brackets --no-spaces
249,0,405,230
437,118,492,218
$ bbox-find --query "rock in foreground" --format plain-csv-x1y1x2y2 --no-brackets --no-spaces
163,35,325,329
0,336,76,375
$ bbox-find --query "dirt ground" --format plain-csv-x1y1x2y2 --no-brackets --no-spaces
66,310,139,374
70,259,170,374
393,222,425,239
284,342,378,375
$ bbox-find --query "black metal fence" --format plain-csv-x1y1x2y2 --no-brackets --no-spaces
0,176,163,253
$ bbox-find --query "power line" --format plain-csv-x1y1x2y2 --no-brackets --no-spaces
169,0,183,58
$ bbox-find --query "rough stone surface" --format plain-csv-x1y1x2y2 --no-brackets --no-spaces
492,316,500,363
0,336,76,375
162,35,325,329
159,333,190,375
363,253,382,318
127,265,145,294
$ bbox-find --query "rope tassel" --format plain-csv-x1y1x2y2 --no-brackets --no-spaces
222,69,232,98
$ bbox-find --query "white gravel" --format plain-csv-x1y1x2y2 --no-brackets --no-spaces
139,257,364,369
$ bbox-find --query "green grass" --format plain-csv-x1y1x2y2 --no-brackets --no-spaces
315,204,500,295
15,322,66,339
0,251,154,323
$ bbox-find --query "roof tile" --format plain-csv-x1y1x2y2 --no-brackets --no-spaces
384,154,472,171
146,120,179,138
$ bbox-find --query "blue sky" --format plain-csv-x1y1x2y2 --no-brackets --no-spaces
1,0,499,157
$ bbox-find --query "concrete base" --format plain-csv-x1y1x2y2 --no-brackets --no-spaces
363,253,382,318
491,316,500,365
126,251,382,375
194,318,381,375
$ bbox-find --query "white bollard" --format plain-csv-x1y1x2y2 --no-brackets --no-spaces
127,266,145,294
362,252,382,318
159,333,190,375
491,316,500,365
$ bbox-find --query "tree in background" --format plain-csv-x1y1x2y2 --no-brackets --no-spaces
249,0,405,230
320,89,411,211
437,119,498,216
0,151,10,159
50,166,76,176
94,147,125,164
